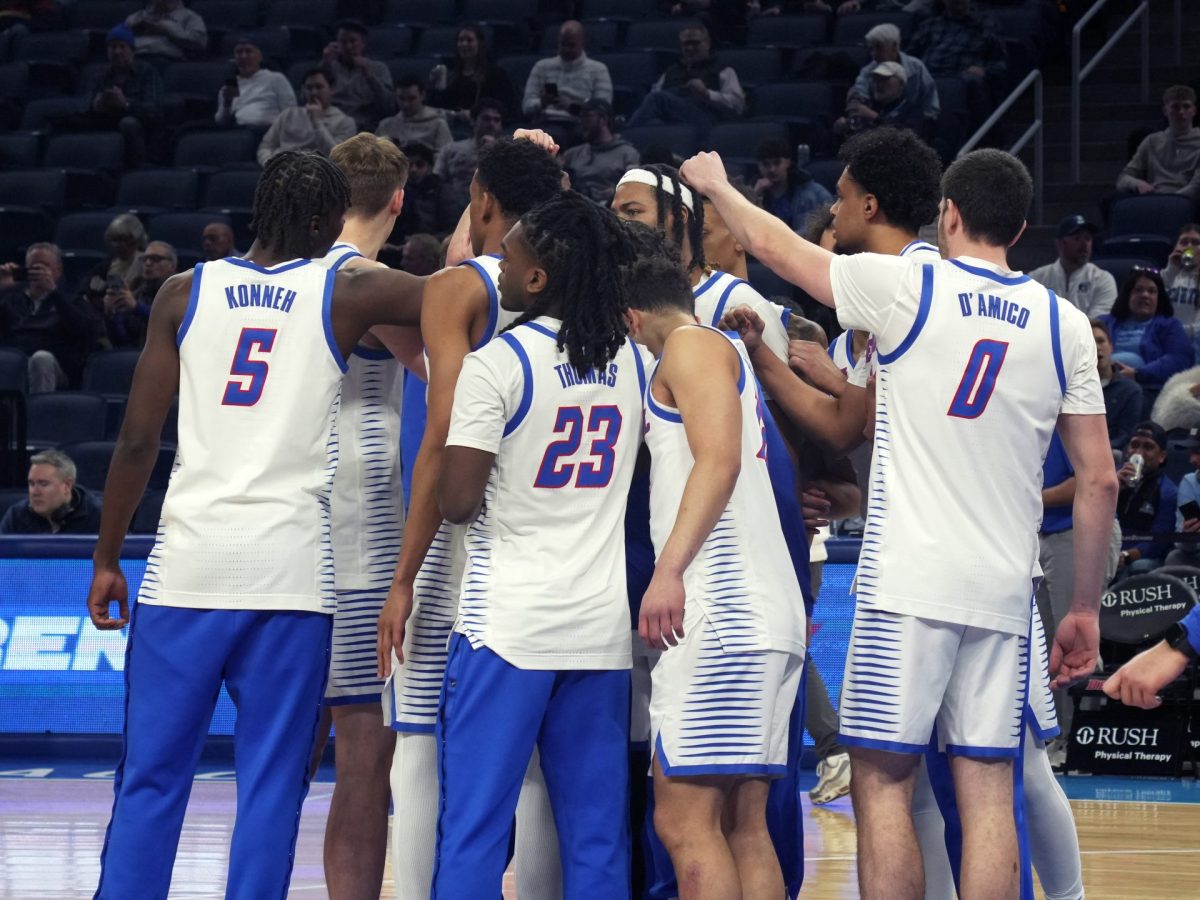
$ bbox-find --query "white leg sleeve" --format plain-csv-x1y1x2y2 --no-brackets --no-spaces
1024,733,1084,900
514,746,563,900
389,731,439,899
912,760,957,900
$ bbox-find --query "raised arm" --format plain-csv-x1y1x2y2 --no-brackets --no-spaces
87,274,188,630
639,328,743,651
681,150,835,306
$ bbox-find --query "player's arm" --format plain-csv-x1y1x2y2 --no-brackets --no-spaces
681,150,835,306
1104,605,1200,709
436,353,510,523
338,257,427,377
639,328,742,651
1052,411,1120,688
331,266,426,355
86,274,188,630
725,306,866,452
377,267,484,677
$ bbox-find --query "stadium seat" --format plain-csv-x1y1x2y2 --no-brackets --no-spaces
114,170,200,214
82,350,143,397
61,250,106,292
13,30,90,66
54,212,119,255
619,124,699,159
0,488,27,516
26,392,109,450
382,0,457,27
368,25,416,58
716,48,783,90
463,0,537,26
385,56,443,84
1094,236,1173,270
19,96,87,130
190,0,260,31
746,14,829,49
593,51,660,92
1091,257,1158,291
163,60,238,103
541,20,619,53
131,489,166,534
43,132,125,173
495,54,542,96
707,121,789,168
790,45,869,82
68,1,141,30
217,28,291,62
0,131,39,169
580,0,651,22
418,24,495,58
173,129,259,171
1109,195,1197,242
831,12,912,47
150,212,230,256
747,261,795,303
64,440,175,492
264,0,338,28
807,158,844,194
0,349,28,394
0,62,29,102
0,169,66,211
625,19,698,53
750,82,836,123
0,208,53,257
202,170,260,211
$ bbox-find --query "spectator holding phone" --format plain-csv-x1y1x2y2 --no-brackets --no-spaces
214,37,295,129
522,20,612,124
101,240,177,348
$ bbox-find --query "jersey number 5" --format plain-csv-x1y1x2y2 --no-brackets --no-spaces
534,405,623,489
222,327,277,406
947,339,1008,419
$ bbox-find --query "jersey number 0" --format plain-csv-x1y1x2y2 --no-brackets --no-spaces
534,405,623,489
947,339,1008,419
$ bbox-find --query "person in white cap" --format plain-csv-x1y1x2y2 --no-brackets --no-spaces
836,61,928,144
853,22,940,124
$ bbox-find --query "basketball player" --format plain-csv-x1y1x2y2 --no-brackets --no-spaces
374,134,564,898
685,147,1118,899
311,134,422,900
431,191,642,898
85,151,427,900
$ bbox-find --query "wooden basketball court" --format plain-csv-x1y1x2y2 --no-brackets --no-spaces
2,772,1198,898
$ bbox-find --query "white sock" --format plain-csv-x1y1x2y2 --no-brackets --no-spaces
514,747,563,899
1024,734,1084,900
389,731,439,899
912,760,957,900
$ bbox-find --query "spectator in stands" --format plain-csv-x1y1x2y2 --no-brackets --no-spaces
77,25,162,169
400,233,443,276
1116,422,1177,574
853,24,940,125
1029,214,1118,317
0,244,96,392
906,0,1006,124
0,450,102,535
1093,319,1144,453
105,213,148,287
124,0,206,62
214,37,296,129
522,20,613,126
753,137,832,233
257,67,356,167
835,61,929,144
560,99,639,204
1116,85,1200,199
434,98,505,214
1101,268,1195,414
100,240,176,349
1165,433,1200,567
1163,223,1200,346
398,141,456,237
626,24,745,136
321,20,395,131
376,75,452,154
429,24,515,126
200,222,237,261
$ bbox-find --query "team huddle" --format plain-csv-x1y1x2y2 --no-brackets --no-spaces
84,124,1117,900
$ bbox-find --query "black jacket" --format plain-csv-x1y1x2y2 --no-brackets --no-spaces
0,486,103,535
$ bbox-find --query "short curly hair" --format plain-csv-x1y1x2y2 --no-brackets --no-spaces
475,138,562,223
838,127,941,235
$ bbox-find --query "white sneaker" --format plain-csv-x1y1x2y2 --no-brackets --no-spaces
810,752,852,804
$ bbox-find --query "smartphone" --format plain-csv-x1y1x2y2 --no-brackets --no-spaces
544,82,558,97
106,273,125,293
1182,500,1200,521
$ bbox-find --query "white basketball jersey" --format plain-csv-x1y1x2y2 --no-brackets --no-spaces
447,317,646,669
644,326,807,655
830,253,1105,635
314,243,405,592
693,270,790,362
139,257,346,613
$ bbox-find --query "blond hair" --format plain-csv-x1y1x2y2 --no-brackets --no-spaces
330,134,410,218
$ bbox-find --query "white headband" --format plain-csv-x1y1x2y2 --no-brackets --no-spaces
616,168,695,213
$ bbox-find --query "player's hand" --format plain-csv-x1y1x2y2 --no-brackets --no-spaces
789,339,846,394
801,487,832,535
512,128,559,156
376,582,414,677
680,150,730,198
719,306,765,355
1049,609,1100,690
1103,640,1190,709
638,569,685,651
87,565,129,630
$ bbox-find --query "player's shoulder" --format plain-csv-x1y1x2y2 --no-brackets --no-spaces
662,324,741,373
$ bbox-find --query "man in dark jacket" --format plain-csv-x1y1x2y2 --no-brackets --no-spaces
561,99,640,203
0,449,102,534
626,24,744,135
76,25,163,167
1116,422,1177,573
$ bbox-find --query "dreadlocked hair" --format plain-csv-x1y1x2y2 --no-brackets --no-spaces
506,191,634,375
251,151,351,259
622,219,683,268
638,163,706,275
